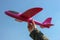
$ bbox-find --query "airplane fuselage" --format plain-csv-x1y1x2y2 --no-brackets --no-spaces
5,10,53,28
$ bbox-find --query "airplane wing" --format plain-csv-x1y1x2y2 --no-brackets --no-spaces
20,7,43,19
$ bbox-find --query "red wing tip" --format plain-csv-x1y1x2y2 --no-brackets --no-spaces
30,7,43,10
34,7,43,10
37,8,43,12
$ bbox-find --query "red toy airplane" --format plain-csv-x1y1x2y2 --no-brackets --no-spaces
5,7,53,28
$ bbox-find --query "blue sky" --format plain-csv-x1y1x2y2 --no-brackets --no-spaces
0,0,60,40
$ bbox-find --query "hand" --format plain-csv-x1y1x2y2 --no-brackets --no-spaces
28,19,36,32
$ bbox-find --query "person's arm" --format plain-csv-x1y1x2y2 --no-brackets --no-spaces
30,29,44,40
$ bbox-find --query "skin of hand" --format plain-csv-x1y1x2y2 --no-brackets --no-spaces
28,19,37,32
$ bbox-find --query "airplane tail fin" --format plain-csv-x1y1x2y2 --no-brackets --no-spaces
43,17,52,24
40,18,53,28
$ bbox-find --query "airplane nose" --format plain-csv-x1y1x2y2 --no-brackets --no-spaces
5,10,19,14
5,11,8,14
5,10,19,19
8,10,19,14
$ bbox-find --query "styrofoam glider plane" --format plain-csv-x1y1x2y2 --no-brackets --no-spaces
5,7,53,28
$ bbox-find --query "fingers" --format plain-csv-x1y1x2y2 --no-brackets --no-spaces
28,23,33,32
28,23,32,28
31,19,36,28
28,19,36,28
31,19,35,26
